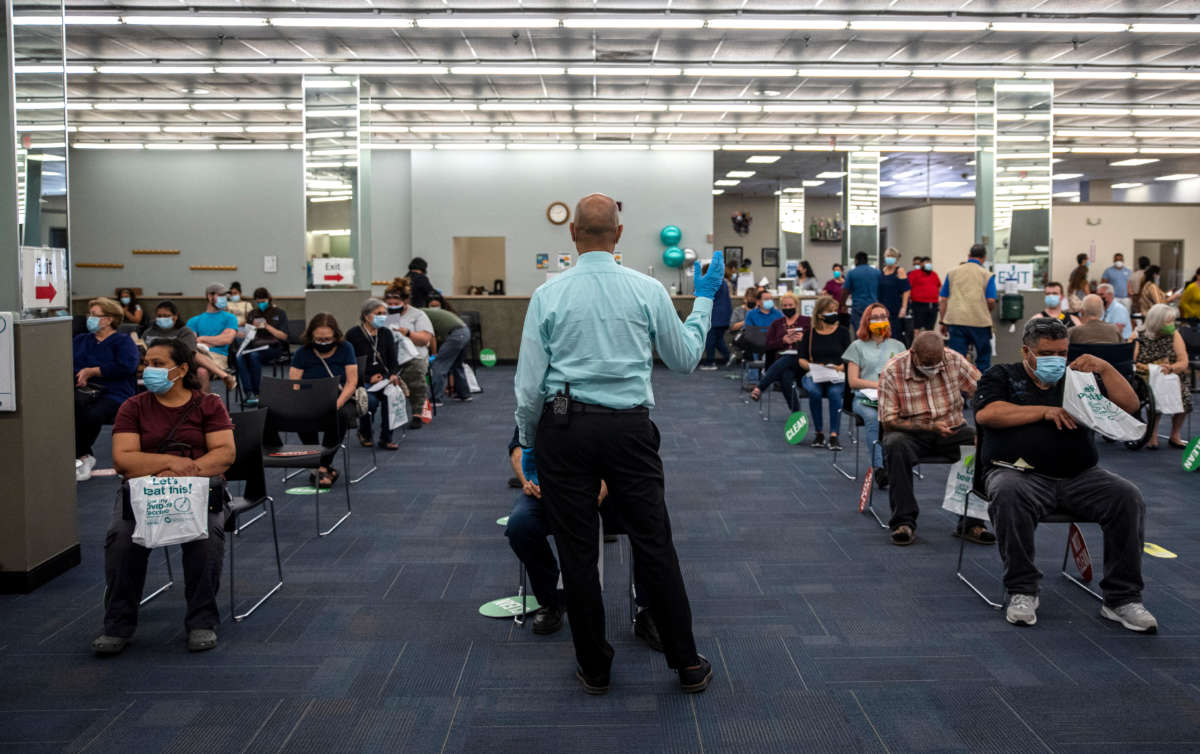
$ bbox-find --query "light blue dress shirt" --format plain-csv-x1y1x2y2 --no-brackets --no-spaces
514,250,713,447
1102,265,1131,298
1102,299,1132,337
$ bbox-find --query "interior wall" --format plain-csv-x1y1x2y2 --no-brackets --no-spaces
409,149,713,295
879,204,933,266
712,194,777,274
368,149,412,287
452,236,506,294
68,148,305,297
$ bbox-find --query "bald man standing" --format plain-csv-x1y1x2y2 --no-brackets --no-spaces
515,194,723,695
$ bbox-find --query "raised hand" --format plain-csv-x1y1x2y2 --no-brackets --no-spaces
694,250,726,299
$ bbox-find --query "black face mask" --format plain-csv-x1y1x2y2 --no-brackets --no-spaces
781,307,797,318
821,313,839,323
313,340,336,353
387,305,404,314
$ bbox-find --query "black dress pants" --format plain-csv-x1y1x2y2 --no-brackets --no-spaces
884,425,983,531
76,397,122,458
535,407,699,677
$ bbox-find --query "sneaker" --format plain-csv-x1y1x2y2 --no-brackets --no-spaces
91,634,128,655
187,629,218,652
1006,594,1039,626
243,395,259,408
810,433,826,448
76,455,96,482
433,400,445,408
1100,602,1158,633
827,435,844,452
454,395,473,402
698,364,718,371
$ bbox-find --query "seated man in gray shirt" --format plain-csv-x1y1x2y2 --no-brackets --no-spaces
1068,295,1122,345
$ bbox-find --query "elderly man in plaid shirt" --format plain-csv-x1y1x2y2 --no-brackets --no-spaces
877,331,995,547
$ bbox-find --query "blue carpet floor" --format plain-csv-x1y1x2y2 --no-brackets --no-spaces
3,364,1200,752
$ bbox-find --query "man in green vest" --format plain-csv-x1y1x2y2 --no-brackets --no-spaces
938,243,997,372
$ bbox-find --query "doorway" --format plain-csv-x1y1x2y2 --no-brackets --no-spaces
1134,239,1185,293
453,237,507,295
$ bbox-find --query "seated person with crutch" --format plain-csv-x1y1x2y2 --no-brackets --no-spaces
505,430,662,651
878,331,993,546
974,317,1156,632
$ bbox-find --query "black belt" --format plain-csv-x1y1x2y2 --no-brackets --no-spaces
544,400,648,416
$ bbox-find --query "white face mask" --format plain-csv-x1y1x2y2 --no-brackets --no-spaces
1114,260,1124,269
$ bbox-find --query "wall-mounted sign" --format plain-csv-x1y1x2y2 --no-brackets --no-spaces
535,253,549,270
20,246,68,311
312,257,355,286
556,253,572,271
993,262,1036,291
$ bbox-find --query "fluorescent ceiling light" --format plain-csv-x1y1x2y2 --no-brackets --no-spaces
1156,173,1199,181
364,143,433,150
270,16,412,28
683,67,796,77
506,144,578,150
670,104,761,113
305,161,343,168
309,148,356,156
383,103,476,111
1131,108,1200,118
215,65,331,75
1137,71,1200,81
722,144,792,151
567,66,681,77
97,66,213,75
162,126,245,133
309,196,351,203
575,126,654,134
122,15,268,26
857,104,947,113
145,143,217,150
409,126,490,133
1134,130,1200,138
579,144,649,150
361,125,410,133
302,80,355,89
652,144,719,151
1056,130,1131,138
434,144,505,151
1052,173,1084,180
15,125,63,132
1139,147,1200,155
933,181,968,188
792,145,836,152
818,127,897,135
306,109,359,118
657,126,735,134
417,17,557,28
94,102,190,111
192,102,289,111
737,127,817,135
493,126,574,134
1130,23,1200,33
1052,190,1080,198
933,145,979,152
897,128,976,136
1110,182,1144,189
912,69,1022,79
1054,106,1132,116
15,102,65,110
746,155,781,164
726,171,756,178
574,103,667,112
66,15,122,25
78,125,160,133
851,19,988,31
712,189,725,195
1109,157,1159,166
449,66,565,76
564,17,704,29
714,179,741,186
12,15,64,25
218,143,291,150
795,68,910,78
877,145,932,152
1072,147,1136,154
802,180,825,187
948,106,988,114
479,103,572,112
246,125,303,133
878,180,896,187
1029,70,1133,80
15,65,95,74
765,104,854,113
72,143,144,149
333,65,448,75
816,171,846,179
990,22,1128,33
707,18,846,30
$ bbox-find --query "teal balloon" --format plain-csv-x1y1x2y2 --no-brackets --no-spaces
660,225,682,246
662,246,685,268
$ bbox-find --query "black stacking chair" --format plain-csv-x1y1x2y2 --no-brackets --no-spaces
259,376,352,537
955,429,1103,609
268,320,305,378
738,326,769,393
225,409,284,621
862,426,970,529
348,355,378,484
831,365,865,480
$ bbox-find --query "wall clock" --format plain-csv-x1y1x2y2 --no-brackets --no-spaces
547,201,570,225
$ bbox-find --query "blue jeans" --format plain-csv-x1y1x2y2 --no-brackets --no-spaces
357,388,394,444
235,346,280,396
756,353,801,411
703,326,731,365
853,396,882,467
801,374,843,435
430,326,471,400
947,325,992,373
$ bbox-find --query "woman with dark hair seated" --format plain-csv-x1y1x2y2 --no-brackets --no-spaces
347,298,403,450
265,312,359,488
117,288,143,327
141,301,197,350
74,297,140,482
92,339,235,656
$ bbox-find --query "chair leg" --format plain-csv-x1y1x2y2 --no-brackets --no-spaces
1060,529,1104,602
234,497,285,621
349,440,377,485
514,562,528,627
140,548,174,606
627,538,637,631
863,441,888,529
956,491,1003,609
318,453,352,537
831,423,856,480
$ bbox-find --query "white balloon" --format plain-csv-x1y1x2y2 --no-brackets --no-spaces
682,248,697,265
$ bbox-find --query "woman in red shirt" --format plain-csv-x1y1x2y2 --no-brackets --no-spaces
906,257,941,334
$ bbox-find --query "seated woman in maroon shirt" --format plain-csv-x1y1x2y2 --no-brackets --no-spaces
92,339,235,657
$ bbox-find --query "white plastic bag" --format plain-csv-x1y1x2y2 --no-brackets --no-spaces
383,382,409,430
1148,364,1184,415
390,329,421,366
1062,368,1147,442
941,454,989,520
128,476,209,548
463,363,482,393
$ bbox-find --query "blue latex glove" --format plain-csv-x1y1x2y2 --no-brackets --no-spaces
694,250,726,299
521,447,539,486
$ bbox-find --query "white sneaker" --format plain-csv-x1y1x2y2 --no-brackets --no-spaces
1101,602,1158,633
1006,594,1039,626
75,458,91,482
698,365,718,371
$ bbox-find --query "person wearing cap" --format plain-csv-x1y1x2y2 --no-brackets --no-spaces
407,257,436,308
186,284,239,393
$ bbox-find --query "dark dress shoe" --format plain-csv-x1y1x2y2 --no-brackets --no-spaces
679,655,713,693
532,606,564,635
875,467,889,489
634,610,664,653
576,666,611,695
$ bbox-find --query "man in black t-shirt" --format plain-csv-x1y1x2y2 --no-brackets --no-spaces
975,318,1156,633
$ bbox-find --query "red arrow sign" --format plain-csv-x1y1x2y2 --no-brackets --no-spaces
34,283,56,301
323,273,344,282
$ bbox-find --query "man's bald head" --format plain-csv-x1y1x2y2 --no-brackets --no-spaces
911,331,946,367
571,193,623,252
1081,294,1104,320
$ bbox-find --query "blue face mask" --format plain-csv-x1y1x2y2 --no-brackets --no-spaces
833,270,842,279
120,296,131,305
923,263,932,272
372,314,388,329
86,315,101,333
884,256,897,266
1044,294,1061,309
142,366,177,394
257,301,269,311
155,316,175,330
215,295,228,309
1032,354,1067,385
229,294,241,303
762,299,775,311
